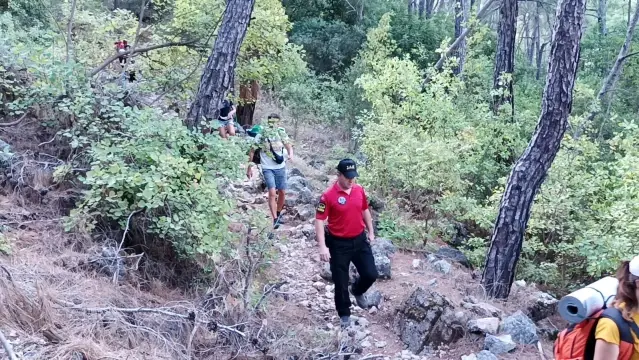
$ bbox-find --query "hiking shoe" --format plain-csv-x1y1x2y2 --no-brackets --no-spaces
340,316,351,329
273,211,284,230
350,286,368,309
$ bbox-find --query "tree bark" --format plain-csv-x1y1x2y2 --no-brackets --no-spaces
426,0,435,17
65,0,77,63
535,42,547,80
433,0,496,70
452,0,470,75
236,80,260,127
531,3,541,65
408,0,415,14
598,0,639,104
185,0,256,130
598,0,608,35
481,0,586,299
492,0,518,116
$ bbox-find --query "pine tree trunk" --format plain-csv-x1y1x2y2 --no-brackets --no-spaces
236,80,260,127
452,0,470,75
426,0,435,18
598,0,608,35
481,0,587,299
531,3,541,65
492,0,518,115
185,0,256,130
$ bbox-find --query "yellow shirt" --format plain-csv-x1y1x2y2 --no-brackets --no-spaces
595,306,639,360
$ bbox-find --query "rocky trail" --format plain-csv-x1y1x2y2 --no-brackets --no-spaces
231,149,564,360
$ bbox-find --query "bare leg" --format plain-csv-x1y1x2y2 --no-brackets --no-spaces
268,188,277,220
227,123,236,136
277,189,285,214
218,125,228,139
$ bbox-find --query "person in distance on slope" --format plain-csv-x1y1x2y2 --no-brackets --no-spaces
246,113,293,228
593,256,639,360
315,159,377,329
216,99,237,139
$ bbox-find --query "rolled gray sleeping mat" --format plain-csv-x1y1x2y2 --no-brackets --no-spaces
558,276,618,324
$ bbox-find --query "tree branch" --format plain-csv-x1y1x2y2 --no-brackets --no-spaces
52,298,246,337
0,329,17,360
89,41,198,77
433,0,497,70
65,0,77,63
0,112,28,127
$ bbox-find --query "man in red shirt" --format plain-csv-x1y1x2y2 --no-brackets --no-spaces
315,158,377,328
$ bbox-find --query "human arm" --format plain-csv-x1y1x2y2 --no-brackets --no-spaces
363,208,375,243
315,219,330,262
228,104,237,118
284,143,294,162
593,340,619,360
316,196,330,262
593,318,621,360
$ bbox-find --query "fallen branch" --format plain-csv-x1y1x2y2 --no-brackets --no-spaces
52,298,246,337
90,40,198,77
0,329,18,360
253,281,287,310
537,341,547,360
0,112,28,127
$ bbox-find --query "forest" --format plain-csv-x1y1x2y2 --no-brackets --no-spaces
1,0,639,358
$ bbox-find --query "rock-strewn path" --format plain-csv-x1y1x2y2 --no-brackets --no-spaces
235,157,560,360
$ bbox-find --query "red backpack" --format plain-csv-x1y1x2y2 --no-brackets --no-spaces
554,306,639,360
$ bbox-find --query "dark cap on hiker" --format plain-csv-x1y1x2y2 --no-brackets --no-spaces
337,159,358,179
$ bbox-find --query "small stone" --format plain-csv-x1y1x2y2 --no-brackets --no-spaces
361,340,371,348
426,279,438,287
356,331,368,341
357,317,369,327
514,280,526,287
461,354,477,360
375,341,387,348
476,350,498,360
313,281,325,290
299,300,310,307
369,306,378,315
467,317,500,335
326,323,334,330
412,259,421,269
432,259,452,274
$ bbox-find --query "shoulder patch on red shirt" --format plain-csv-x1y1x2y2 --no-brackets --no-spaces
316,202,326,213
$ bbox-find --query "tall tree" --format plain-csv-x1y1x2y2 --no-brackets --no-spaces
185,0,257,130
492,0,518,115
598,0,608,35
481,0,587,299
452,0,470,75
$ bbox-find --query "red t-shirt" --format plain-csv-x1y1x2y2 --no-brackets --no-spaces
315,182,369,238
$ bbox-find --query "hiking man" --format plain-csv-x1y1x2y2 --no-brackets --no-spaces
247,113,293,228
315,159,377,328
217,99,236,139
114,40,130,66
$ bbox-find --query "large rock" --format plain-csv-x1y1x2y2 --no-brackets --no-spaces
429,309,466,346
395,287,460,354
365,288,383,308
527,291,559,322
461,300,504,318
433,246,470,268
297,224,316,242
288,175,313,192
501,311,539,344
296,204,316,221
374,254,392,279
371,238,396,258
468,317,500,335
484,334,516,355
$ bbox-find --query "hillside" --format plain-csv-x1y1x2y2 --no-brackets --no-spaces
3,0,639,358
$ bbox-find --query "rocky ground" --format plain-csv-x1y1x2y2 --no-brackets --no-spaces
230,144,564,360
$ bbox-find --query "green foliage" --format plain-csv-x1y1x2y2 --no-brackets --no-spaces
67,109,246,258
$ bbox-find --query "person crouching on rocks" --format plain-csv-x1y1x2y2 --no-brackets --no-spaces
315,158,378,329
593,256,639,360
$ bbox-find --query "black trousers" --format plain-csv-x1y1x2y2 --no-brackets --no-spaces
327,231,378,317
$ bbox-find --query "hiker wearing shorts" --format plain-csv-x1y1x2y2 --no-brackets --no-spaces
115,40,129,66
315,159,377,329
246,113,293,228
592,256,639,359
217,99,236,139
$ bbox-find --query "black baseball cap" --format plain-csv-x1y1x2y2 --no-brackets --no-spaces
337,158,358,179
